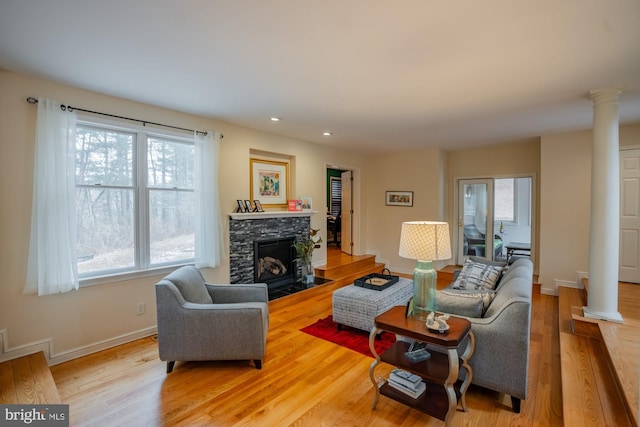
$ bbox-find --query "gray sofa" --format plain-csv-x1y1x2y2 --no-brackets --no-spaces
155,266,269,372
436,257,533,413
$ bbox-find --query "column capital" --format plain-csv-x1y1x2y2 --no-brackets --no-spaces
588,86,624,104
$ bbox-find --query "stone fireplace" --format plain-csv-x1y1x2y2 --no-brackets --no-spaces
229,212,313,288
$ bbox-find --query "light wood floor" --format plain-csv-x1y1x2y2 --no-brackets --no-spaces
50,249,563,426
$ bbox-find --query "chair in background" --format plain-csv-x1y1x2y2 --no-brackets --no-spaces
155,266,269,373
327,211,341,245
463,224,503,259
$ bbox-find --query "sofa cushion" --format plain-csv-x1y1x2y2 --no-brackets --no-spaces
436,290,488,318
451,258,503,291
165,266,213,304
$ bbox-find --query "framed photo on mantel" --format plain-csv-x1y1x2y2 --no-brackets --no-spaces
250,158,290,208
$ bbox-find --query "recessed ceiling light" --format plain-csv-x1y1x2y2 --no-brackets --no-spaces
323,132,332,136
270,117,281,122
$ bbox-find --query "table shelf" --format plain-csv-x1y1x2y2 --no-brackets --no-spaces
369,306,475,427
380,341,462,386
379,379,463,421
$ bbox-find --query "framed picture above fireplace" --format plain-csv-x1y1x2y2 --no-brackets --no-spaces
250,158,290,208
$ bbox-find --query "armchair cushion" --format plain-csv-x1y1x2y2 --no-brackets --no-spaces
164,265,213,304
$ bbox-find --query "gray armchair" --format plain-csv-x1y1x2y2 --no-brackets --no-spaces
155,266,269,373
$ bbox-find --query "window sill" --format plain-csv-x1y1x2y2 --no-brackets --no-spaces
79,263,191,288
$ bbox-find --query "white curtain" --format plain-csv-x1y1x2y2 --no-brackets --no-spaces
25,98,79,295
194,131,222,268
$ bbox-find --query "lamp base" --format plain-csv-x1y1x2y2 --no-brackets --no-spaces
412,260,437,320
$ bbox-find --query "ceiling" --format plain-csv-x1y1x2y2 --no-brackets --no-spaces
1,1,639,154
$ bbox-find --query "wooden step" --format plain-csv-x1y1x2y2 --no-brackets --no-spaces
326,262,387,286
315,254,379,280
0,352,61,404
557,286,632,427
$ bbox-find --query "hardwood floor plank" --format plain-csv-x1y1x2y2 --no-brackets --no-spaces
587,337,633,426
0,358,17,403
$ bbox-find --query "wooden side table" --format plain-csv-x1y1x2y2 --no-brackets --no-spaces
369,306,475,426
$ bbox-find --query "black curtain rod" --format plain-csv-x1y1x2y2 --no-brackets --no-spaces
26,97,217,137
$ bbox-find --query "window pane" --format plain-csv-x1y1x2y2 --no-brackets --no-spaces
76,126,134,186
149,189,194,265
148,138,194,189
494,178,515,221
76,188,135,274
330,177,342,216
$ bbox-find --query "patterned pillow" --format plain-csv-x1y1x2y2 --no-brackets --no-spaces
451,258,503,291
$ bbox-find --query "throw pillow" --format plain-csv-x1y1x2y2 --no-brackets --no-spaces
436,290,484,318
165,266,213,304
451,258,503,291
442,288,496,314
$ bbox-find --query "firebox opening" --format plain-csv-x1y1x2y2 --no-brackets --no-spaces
254,236,296,288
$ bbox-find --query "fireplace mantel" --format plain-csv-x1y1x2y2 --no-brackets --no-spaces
229,211,318,220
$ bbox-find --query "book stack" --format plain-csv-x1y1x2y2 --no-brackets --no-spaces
387,368,426,399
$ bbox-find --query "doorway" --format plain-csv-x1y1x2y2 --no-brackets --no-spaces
326,167,353,255
457,176,533,264
619,148,640,283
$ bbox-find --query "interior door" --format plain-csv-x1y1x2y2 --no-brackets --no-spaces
341,170,352,255
619,149,640,283
457,179,494,263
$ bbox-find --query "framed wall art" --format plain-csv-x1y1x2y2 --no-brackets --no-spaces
385,191,413,207
250,158,290,208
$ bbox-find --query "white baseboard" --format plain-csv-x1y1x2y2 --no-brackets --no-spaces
0,329,52,363
540,286,557,296
576,271,588,287
541,277,583,296
556,279,581,289
0,326,157,366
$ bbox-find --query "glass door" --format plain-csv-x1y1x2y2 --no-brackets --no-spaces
457,179,494,263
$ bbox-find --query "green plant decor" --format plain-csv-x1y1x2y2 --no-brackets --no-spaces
293,228,323,266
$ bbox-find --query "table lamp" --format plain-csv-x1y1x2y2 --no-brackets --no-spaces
399,221,452,319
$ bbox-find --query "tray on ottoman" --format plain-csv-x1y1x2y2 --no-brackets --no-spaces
354,273,399,291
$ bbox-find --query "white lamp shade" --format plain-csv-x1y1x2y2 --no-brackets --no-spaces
399,221,452,261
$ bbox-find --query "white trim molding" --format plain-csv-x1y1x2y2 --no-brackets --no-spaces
0,326,157,366
229,211,317,220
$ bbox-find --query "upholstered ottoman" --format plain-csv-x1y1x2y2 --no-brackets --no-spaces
332,278,413,332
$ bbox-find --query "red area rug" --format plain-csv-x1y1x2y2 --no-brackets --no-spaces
300,315,395,358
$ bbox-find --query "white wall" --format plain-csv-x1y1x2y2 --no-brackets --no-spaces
538,123,640,294
363,147,447,274
0,70,365,364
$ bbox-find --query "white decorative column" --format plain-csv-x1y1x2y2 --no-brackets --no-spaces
584,86,624,322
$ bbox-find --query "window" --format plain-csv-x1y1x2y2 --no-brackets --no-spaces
330,176,342,216
75,121,195,279
494,178,516,222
